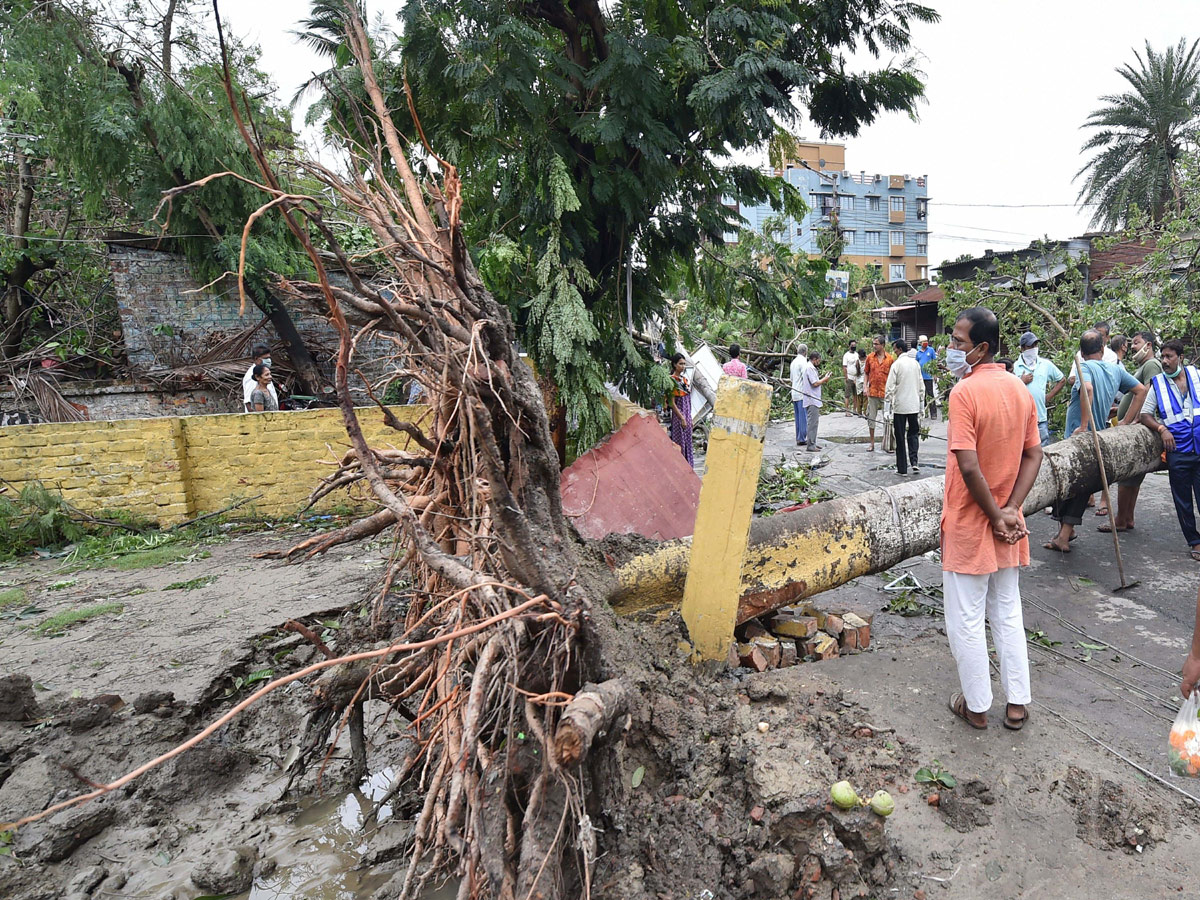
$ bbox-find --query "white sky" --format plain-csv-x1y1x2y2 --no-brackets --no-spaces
224,0,1198,273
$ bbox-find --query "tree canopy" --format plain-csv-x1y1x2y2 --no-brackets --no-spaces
0,0,321,383
299,0,937,443
1077,38,1200,231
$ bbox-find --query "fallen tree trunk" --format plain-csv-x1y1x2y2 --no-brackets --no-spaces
612,425,1165,622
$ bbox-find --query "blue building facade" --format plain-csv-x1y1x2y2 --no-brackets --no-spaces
732,142,930,283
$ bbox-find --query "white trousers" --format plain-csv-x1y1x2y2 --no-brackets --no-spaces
943,568,1032,713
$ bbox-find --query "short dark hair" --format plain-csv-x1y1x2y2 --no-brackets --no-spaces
1093,321,1110,333
808,350,821,361
1137,330,1158,349
893,338,908,353
252,363,270,380
955,307,999,356
857,349,867,358
253,344,270,357
873,334,885,344
997,357,1014,373
1162,339,1187,358
1079,330,1104,356
1109,334,1128,354
729,343,741,358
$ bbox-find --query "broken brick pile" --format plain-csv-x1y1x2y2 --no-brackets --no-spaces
731,605,873,672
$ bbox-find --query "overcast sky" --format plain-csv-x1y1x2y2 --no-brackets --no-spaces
224,0,1197,274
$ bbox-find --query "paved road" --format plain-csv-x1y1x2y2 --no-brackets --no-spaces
758,401,1198,784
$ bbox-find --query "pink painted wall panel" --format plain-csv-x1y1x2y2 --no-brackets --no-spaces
560,413,701,541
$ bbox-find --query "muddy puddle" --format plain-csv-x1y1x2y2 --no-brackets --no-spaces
120,769,455,900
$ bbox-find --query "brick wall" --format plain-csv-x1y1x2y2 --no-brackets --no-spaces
0,382,229,421
108,245,251,371
0,405,430,525
106,243,398,404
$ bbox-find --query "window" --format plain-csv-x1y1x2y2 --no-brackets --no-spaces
890,230,905,246
890,196,905,212
865,230,881,246
839,195,854,211
890,264,906,281
917,265,929,279
840,229,855,245
917,198,928,220
869,264,883,279
868,196,881,211
916,232,929,252
796,226,803,236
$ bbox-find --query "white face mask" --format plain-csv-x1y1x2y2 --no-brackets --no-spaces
945,348,973,378
1020,348,1038,367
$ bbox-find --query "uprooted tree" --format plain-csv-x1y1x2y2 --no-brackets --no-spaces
149,1,940,896
184,6,631,896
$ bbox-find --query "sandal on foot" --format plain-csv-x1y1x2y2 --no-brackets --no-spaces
949,692,987,730
1004,704,1029,731
1098,523,1132,533
1042,540,1071,553
1190,548,1200,562
1094,506,1109,516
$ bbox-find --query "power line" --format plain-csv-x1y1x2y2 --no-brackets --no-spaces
936,202,1097,209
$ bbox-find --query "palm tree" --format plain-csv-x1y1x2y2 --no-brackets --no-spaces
1076,39,1200,230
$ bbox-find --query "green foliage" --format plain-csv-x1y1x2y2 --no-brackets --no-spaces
914,760,956,789
0,482,89,560
301,0,937,446
1104,154,1200,355
164,575,219,591
0,0,312,351
34,601,124,637
0,587,27,609
754,459,832,513
1077,39,1200,229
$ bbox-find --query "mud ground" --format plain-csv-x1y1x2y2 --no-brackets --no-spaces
2,414,1200,900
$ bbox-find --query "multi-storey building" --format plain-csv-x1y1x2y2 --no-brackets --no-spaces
733,141,930,282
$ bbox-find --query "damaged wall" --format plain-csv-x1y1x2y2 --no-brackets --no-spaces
0,405,427,524
105,240,399,407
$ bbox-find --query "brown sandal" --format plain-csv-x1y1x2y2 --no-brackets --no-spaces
949,692,987,730
1003,704,1029,731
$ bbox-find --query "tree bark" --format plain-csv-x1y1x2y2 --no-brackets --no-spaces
612,424,1166,620
553,678,628,767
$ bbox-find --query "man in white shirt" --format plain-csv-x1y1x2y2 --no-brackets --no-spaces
243,344,278,412
885,339,925,475
790,344,809,446
841,340,859,416
1096,322,1120,364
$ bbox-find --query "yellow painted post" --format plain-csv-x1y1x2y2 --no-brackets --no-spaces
681,375,773,661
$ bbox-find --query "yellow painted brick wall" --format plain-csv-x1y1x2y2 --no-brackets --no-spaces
0,406,430,525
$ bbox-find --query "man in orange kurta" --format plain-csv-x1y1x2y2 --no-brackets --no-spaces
863,336,893,452
941,307,1043,731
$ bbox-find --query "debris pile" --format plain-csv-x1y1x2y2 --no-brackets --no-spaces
734,604,874,671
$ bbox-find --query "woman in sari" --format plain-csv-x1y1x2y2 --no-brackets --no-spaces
667,353,694,466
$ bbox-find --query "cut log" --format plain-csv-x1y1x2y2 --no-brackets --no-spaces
551,678,629,768
612,425,1164,622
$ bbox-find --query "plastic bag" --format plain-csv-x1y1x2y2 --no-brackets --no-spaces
1168,692,1200,775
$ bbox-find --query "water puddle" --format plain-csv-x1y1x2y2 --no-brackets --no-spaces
229,767,445,900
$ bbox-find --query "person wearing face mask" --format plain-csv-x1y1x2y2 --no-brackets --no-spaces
243,344,278,412
1043,330,1147,553
1138,339,1200,561
1013,331,1065,447
1101,332,1164,533
941,306,1043,731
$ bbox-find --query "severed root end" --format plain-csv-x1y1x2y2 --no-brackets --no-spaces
552,678,629,768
